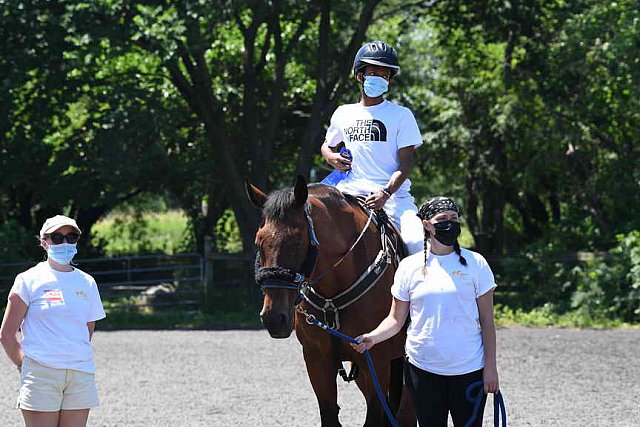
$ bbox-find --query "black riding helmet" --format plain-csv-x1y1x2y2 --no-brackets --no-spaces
352,41,400,78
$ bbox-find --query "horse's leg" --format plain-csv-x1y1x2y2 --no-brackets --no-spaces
388,357,417,427
302,346,341,427
353,354,390,427
395,384,417,427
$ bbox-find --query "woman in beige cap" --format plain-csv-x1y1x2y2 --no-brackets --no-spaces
0,215,106,427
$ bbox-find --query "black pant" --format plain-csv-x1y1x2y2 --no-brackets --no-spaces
404,361,486,427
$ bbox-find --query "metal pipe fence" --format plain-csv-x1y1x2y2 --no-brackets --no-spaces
1,250,608,311
0,253,206,310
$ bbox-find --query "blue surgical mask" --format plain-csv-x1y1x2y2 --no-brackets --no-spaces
47,243,77,265
363,75,389,98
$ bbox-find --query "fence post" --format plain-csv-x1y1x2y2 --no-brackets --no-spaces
203,236,214,306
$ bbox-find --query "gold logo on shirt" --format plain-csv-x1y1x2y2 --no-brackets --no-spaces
452,271,467,279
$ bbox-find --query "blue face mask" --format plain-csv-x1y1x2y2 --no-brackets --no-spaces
47,243,77,265
363,75,389,98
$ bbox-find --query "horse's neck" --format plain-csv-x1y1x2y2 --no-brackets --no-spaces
313,196,368,247
310,196,380,293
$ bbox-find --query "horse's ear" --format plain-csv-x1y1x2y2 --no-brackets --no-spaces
245,179,266,208
292,175,308,208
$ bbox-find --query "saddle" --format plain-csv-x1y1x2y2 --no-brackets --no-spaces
343,193,408,265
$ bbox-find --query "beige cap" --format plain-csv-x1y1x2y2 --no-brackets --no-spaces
40,215,82,238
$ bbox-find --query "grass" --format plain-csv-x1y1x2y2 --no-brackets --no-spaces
98,309,262,331
494,303,640,329
98,289,263,330
95,297,639,331
91,210,190,256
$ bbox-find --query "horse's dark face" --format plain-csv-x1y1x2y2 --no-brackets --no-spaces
255,218,308,337
246,175,310,339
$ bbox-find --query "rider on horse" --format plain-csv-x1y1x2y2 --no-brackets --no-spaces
321,40,424,255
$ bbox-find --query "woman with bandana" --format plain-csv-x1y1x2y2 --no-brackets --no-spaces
0,215,105,427
350,197,499,427
320,40,424,255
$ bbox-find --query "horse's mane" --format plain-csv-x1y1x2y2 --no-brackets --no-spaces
263,183,352,222
263,189,295,222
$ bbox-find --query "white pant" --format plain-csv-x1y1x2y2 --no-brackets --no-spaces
335,181,425,255
382,194,424,255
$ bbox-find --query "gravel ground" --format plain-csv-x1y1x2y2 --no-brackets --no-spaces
1,327,639,426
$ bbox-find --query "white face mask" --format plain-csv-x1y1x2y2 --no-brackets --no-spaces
47,243,77,265
363,75,389,98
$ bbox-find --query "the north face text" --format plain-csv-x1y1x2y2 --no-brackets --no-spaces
345,119,387,142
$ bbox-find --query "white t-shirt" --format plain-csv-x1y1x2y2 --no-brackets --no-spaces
324,100,423,196
10,262,106,373
391,249,496,376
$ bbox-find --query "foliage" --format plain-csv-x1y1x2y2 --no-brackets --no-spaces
492,230,640,324
493,303,632,329
0,0,196,257
492,242,578,312
214,209,243,254
0,220,37,262
401,1,640,258
1,1,639,325
91,210,190,256
571,231,640,322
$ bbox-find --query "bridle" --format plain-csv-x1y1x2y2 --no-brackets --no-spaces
254,203,320,298
254,202,374,294
255,200,383,329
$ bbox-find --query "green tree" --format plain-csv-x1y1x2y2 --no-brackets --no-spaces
403,0,639,256
0,1,193,256
67,0,395,252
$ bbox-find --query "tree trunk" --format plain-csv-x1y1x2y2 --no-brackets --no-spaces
296,0,381,178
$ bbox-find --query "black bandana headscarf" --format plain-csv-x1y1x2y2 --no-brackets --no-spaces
416,196,462,220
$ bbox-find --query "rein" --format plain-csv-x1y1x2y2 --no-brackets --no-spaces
312,208,374,282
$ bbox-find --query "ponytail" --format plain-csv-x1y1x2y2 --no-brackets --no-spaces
422,228,431,276
453,241,467,266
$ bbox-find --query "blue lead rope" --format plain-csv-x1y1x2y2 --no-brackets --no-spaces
464,380,507,427
301,310,400,427
299,306,507,427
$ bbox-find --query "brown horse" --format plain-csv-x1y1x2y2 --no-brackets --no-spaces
246,175,415,426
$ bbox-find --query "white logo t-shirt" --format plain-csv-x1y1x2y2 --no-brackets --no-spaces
324,100,423,196
10,262,106,373
391,249,497,375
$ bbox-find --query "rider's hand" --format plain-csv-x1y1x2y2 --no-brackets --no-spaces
364,190,390,210
327,152,352,172
350,334,376,354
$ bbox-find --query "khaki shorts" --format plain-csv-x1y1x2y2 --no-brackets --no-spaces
17,357,100,412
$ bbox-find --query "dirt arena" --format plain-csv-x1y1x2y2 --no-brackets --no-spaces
1,327,639,426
